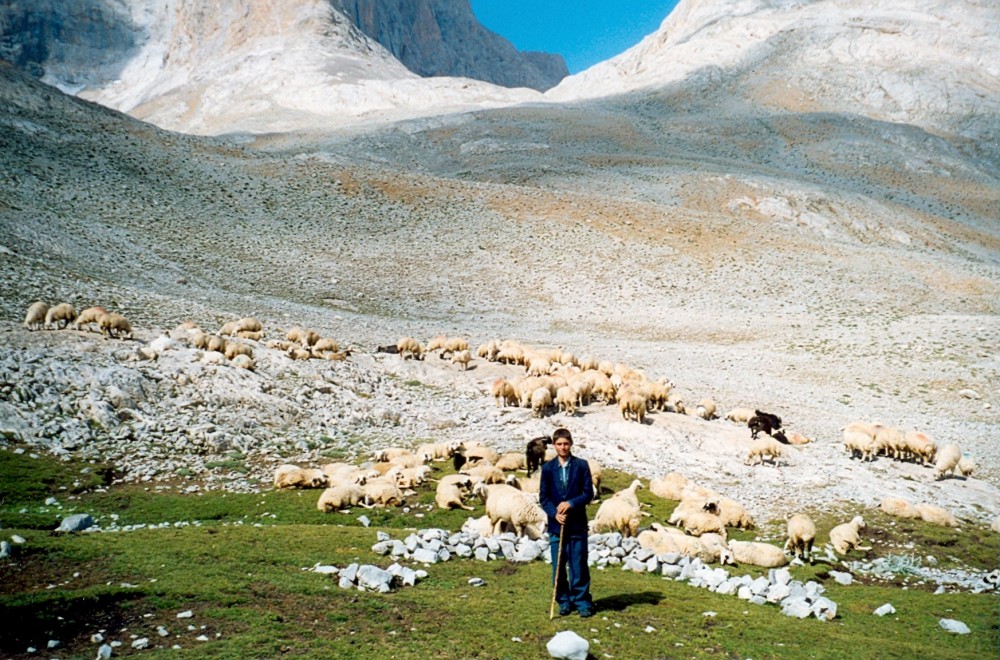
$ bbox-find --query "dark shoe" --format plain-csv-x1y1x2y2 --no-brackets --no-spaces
558,604,573,617
578,608,594,618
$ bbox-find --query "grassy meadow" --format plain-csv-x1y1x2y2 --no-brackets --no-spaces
1,447,997,659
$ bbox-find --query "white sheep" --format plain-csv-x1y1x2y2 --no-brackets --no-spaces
317,484,363,512
99,312,133,339
617,390,647,423
649,472,689,501
23,301,49,330
879,497,921,519
744,435,784,466
725,407,755,423
784,513,816,562
312,337,340,355
441,336,469,356
435,480,475,511
474,483,546,539
505,473,540,494
586,459,603,501
416,441,460,462
915,503,959,527
460,462,506,484
451,349,472,370
374,447,412,462
530,387,552,417
231,354,255,371
360,478,405,508
591,495,642,537
491,379,518,407
690,398,717,420
934,443,961,480
717,497,755,530
494,452,527,472
667,498,717,528
637,524,734,565
273,464,327,489
680,510,727,538
957,456,976,478
728,540,789,568
905,430,937,465
462,445,499,466
235,317,262,334
555,385,578,415
224,342,253,360
74,306,108,332
842,421,879,461
396,336,425,360
45,303,77,329
829,516,871,555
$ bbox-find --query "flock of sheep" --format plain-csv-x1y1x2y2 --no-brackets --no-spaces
841,421,975,481
23,301,133,338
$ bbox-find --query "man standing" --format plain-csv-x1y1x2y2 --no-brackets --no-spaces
539,427,594,617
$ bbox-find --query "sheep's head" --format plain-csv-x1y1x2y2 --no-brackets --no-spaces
852,516,866,529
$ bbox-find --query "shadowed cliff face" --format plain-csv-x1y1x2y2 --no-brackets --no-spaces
338,0,568,91
0,0,139,89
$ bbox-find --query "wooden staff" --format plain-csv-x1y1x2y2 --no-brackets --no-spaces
549,523,566,620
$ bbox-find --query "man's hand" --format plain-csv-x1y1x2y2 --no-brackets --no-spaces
556,501,570,524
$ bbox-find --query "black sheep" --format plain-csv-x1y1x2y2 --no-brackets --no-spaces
748,410,783,439
525,435,552,477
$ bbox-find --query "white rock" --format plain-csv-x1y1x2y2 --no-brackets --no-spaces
131,637,149,649
96,643,113,659
546,630,590,660
176,610,193,618
829,570,853,586
11,535,26,544
873,603,896,616
939,618,971,634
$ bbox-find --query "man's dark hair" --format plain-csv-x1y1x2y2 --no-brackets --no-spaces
553,428,573,443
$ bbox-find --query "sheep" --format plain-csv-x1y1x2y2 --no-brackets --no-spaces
665,391,685,414
491,379,518,407
728,540,789,568
396,336,424,360
286,326,310,345
44,303,77,329
360,478,406,508
690,398,717,420
717,497,755,530
637,524,734,565
650,472,689,501
879,497,921,519
828,516,871,555
218,321,238,336
435,479,476,511
287,347,311,360
787,432,812,445
99,312,133,339
449,349,471,370
265,339,294,351
416,441,460,462
374,447,413,463
312,337,340,355
784,513,817,562
873,425,907,460
224,342,253,360
618,389,647,423
555,385,578,415
389,452,431,469
591,493,642,537
934,443,961,480
206,335,227,353
525,435,552,477
237,330,264,341
474,483,546,539
476,340,499,360
462,445,499,466
611,479,644,507
273,464,327,489
74,306,108,332
843,428,877,461
531,386,553,417
460,462,505,484
586,458,603,501
748,410,782,439
440,336,469,357
915,503,959,527
668,497,719,527
23,301,49,330
235,317,262,333
317,484,364,512
495,452,527,472
231,354,255,370
505,473,540,494
725,407,755,423
680,510,728,538
904,430,936,465
957,456,976,478
744,435,784,466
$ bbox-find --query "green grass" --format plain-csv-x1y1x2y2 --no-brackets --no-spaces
1,449,997,659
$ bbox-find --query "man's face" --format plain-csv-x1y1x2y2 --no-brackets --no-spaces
554,438,572,459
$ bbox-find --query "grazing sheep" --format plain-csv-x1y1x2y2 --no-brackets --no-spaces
586,458,603,501
74,306,108,332
934,444,962,480
231,354,255,370
880,497,921,519
317,484,364,512
555,385,578,415
915,503,959,527
273,464,327,489
435,479,476,511
491,379,518,407
396,336,425,360
843,428,877,461
744,435,784,466
873,425,907,460
829,516,871,555
618,389,647,423
23,301,49,330
218,321,238,336
690,398,717,420
904,430,937,465
440,336,469,357
525,435,552,477
474,483,546,539
360,478,406,508
725,407,755,423
389,452,431,469
784,513,817,562
650,472,689,501
748,410,782,439
728,540,789,568
224,342,253,360
495,452,527,472
450,349,472,370
717,497,755,530
45,303,77,329
531,387,553,417
591,493,642,537
99,312,133,339
957,456,976,478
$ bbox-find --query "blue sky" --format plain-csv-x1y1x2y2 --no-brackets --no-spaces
469,1,680,74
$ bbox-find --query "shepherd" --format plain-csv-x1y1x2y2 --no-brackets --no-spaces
540,428,595,618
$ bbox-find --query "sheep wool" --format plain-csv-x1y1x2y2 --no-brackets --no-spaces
934,444,962,480
829,516,871,555
915,503,958,527
785,513,817,561
879,497,921,519
23,301,49,330
728,540,789,568
45,303,77,329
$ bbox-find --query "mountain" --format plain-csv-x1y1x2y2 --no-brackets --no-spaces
0,0,543,135
548,0,1000,141
338,0,568,91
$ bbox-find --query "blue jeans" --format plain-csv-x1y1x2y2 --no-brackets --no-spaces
550,534,592,612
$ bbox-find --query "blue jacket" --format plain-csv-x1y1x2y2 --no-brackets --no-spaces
539,455,593,536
